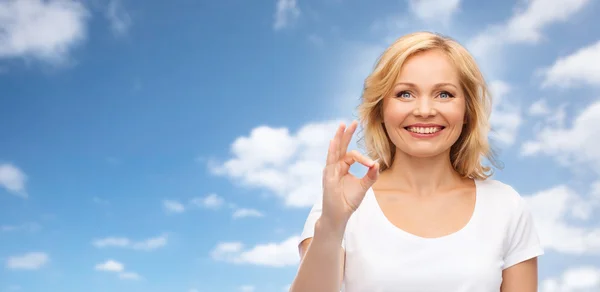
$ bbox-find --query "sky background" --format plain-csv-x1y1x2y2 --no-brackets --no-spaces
1,0,600,291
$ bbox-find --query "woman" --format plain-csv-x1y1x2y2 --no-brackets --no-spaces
289,32,543,292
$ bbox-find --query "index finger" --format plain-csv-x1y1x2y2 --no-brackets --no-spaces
326,123,345,165
340,120,358,154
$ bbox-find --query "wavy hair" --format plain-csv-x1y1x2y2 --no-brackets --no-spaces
357,31,499,180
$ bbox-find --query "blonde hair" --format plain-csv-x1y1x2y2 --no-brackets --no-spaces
357,31,498,180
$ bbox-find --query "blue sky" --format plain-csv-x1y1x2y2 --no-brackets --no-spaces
1,0,600,291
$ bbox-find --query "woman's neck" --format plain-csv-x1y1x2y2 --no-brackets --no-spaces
379,149,465,197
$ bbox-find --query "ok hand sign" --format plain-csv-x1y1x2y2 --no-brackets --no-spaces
321,121,380,228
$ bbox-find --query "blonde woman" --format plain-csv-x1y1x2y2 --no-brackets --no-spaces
289,32,543,292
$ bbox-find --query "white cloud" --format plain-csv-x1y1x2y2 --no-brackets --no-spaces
239,285,255,292
232,208,264,219
6,252,49,270
131,235,168,251
488,81,522,146
520,100,600,172
504,0,589,43
273,0,300,30
95,259,141,280
211,235,300,267
173,193,258,218
468,0,590,58
407,0,461,25
210,120,345,207
106,0,131,36
0,0,89,64
163,200,185,213
92,234,168,251
92,237,129,248
190,193,224,210
525,184,600,254
0,163,27,197
541,266,600,292
211,242,243,255
95,259,124,272
539,40,600,88
529,99,551,116
1,222,40,232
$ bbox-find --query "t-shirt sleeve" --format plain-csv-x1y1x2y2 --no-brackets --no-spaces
299,196,346,250
502,195,544,269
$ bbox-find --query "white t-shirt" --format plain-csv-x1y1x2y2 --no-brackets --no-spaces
299,178,544,292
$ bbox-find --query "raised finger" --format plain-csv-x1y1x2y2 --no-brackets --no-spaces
340,120,358,156
332,123,346,161
327,123,346,165
325,139,336,165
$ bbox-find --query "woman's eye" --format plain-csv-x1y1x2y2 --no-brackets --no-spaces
397,91,412,99
439,91,454,99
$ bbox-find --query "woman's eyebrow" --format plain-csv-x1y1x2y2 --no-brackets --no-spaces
393,82,458,89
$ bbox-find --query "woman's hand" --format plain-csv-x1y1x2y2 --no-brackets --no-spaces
320,121,380,231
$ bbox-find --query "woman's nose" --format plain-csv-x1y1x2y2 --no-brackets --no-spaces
412,98,437,117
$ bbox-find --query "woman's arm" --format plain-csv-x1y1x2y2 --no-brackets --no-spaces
500,257,538,292
289,217,345,292
289,122,379,292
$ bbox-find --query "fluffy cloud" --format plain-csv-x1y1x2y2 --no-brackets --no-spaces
273,0,300,30
6,252,49,270
468,0,591,58
521,99,600,255
95,259,141,280
489,80,522,146
541,266,600,292
164,193,228,214
525,184,600,254
1,222,40,232
239,285,255,292
106,0,131,36
94,259,124,272
165,193,264,219
92,234,168,251
210,120,344,207
163,200,186,213
520,100,600,172
539,40,600,88
211,235,300,267
0,163,27,198
232,208,264,219
0,0,89,64
528,99,551,116
190,193,225,210
407,0,461,25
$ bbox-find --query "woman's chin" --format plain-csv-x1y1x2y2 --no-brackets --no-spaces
399,146,449,159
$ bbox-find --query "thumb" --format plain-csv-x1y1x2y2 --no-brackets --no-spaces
360,161,380,191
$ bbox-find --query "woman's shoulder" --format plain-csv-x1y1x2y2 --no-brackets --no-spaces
476,178,529,213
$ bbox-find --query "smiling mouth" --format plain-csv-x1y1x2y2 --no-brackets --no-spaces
404,126,445,134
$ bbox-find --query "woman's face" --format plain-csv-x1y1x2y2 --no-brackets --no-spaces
382,49,467,159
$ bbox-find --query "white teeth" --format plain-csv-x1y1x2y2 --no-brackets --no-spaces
407,127,442,134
